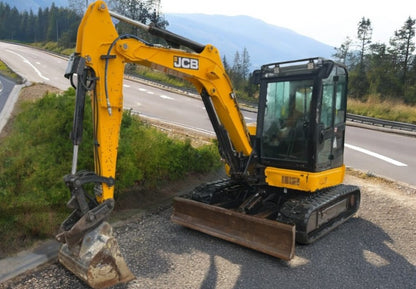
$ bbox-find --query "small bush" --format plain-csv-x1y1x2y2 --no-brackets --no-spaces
0,89,221,256
116,110,221,190
0,89,82,256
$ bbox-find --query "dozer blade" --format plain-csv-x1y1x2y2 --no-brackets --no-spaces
171,197,296,260
58,222,135,289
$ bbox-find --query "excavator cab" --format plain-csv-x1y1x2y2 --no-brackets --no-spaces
256,58,348,174
173,58,359,253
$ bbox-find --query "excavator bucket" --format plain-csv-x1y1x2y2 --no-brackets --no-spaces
58,222,135,289
171,197,296,260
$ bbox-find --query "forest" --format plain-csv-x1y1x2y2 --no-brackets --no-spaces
333,17,416,104
0,2,80,47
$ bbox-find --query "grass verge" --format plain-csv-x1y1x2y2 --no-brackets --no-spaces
31,41,75,56
0,60,23,83
0,88,221,257
348,95,416,124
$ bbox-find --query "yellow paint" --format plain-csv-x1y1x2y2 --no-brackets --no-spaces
246,122,257,136
264,165,345,192
75,1,252,202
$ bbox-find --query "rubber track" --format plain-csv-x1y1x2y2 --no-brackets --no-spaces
278,184,361,244
191,180,360,245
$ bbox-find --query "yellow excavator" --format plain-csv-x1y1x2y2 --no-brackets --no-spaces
56,1,360,288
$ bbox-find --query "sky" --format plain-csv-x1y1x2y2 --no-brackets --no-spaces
161,0,415,47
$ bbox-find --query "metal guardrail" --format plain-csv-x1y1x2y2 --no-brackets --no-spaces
347,113,416,132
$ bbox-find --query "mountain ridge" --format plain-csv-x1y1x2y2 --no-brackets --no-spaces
165,14,334,68
1,0,335,68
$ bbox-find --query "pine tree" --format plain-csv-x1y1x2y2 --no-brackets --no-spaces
389,17,416,97
333,37,353,65
241,47,251,80
107,0,167,39
357,17,372,68
349,17,372,99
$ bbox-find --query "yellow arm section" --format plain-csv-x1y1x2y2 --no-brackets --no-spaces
116,39,252,155
75,1,252,202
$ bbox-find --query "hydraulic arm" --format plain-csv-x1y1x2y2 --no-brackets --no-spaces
57,1,257,288
68,1,253,202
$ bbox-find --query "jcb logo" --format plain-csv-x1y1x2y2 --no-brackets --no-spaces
173,56,199,70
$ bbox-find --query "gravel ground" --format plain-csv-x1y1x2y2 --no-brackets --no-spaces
1,172,415,289
2,70,415,289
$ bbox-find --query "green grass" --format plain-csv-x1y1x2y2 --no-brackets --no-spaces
348,94,416,124
130,65,196,91
0,60,23,83
0,89,221,257
30,41,75,56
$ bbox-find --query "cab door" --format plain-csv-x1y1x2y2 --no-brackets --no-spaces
316,66,348,171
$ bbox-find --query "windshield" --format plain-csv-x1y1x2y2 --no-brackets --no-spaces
261,79,313,162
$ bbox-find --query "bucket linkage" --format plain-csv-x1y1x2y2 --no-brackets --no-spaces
56,171,135,289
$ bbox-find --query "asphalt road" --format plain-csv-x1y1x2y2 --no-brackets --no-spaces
0,41,415,187
345,126,416,185
0,75,15,113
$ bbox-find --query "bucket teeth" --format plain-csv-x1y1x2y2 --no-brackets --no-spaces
58,222,135,289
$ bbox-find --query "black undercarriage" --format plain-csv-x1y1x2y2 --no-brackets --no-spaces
189,179,360,245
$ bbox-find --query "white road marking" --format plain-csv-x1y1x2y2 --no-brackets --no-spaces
244,116,254,121
123,84,130,88
138,88,147,92
6,49,50,81
160,94,174,100
137,113,215,136
147,91,154,95
345,143,407,167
